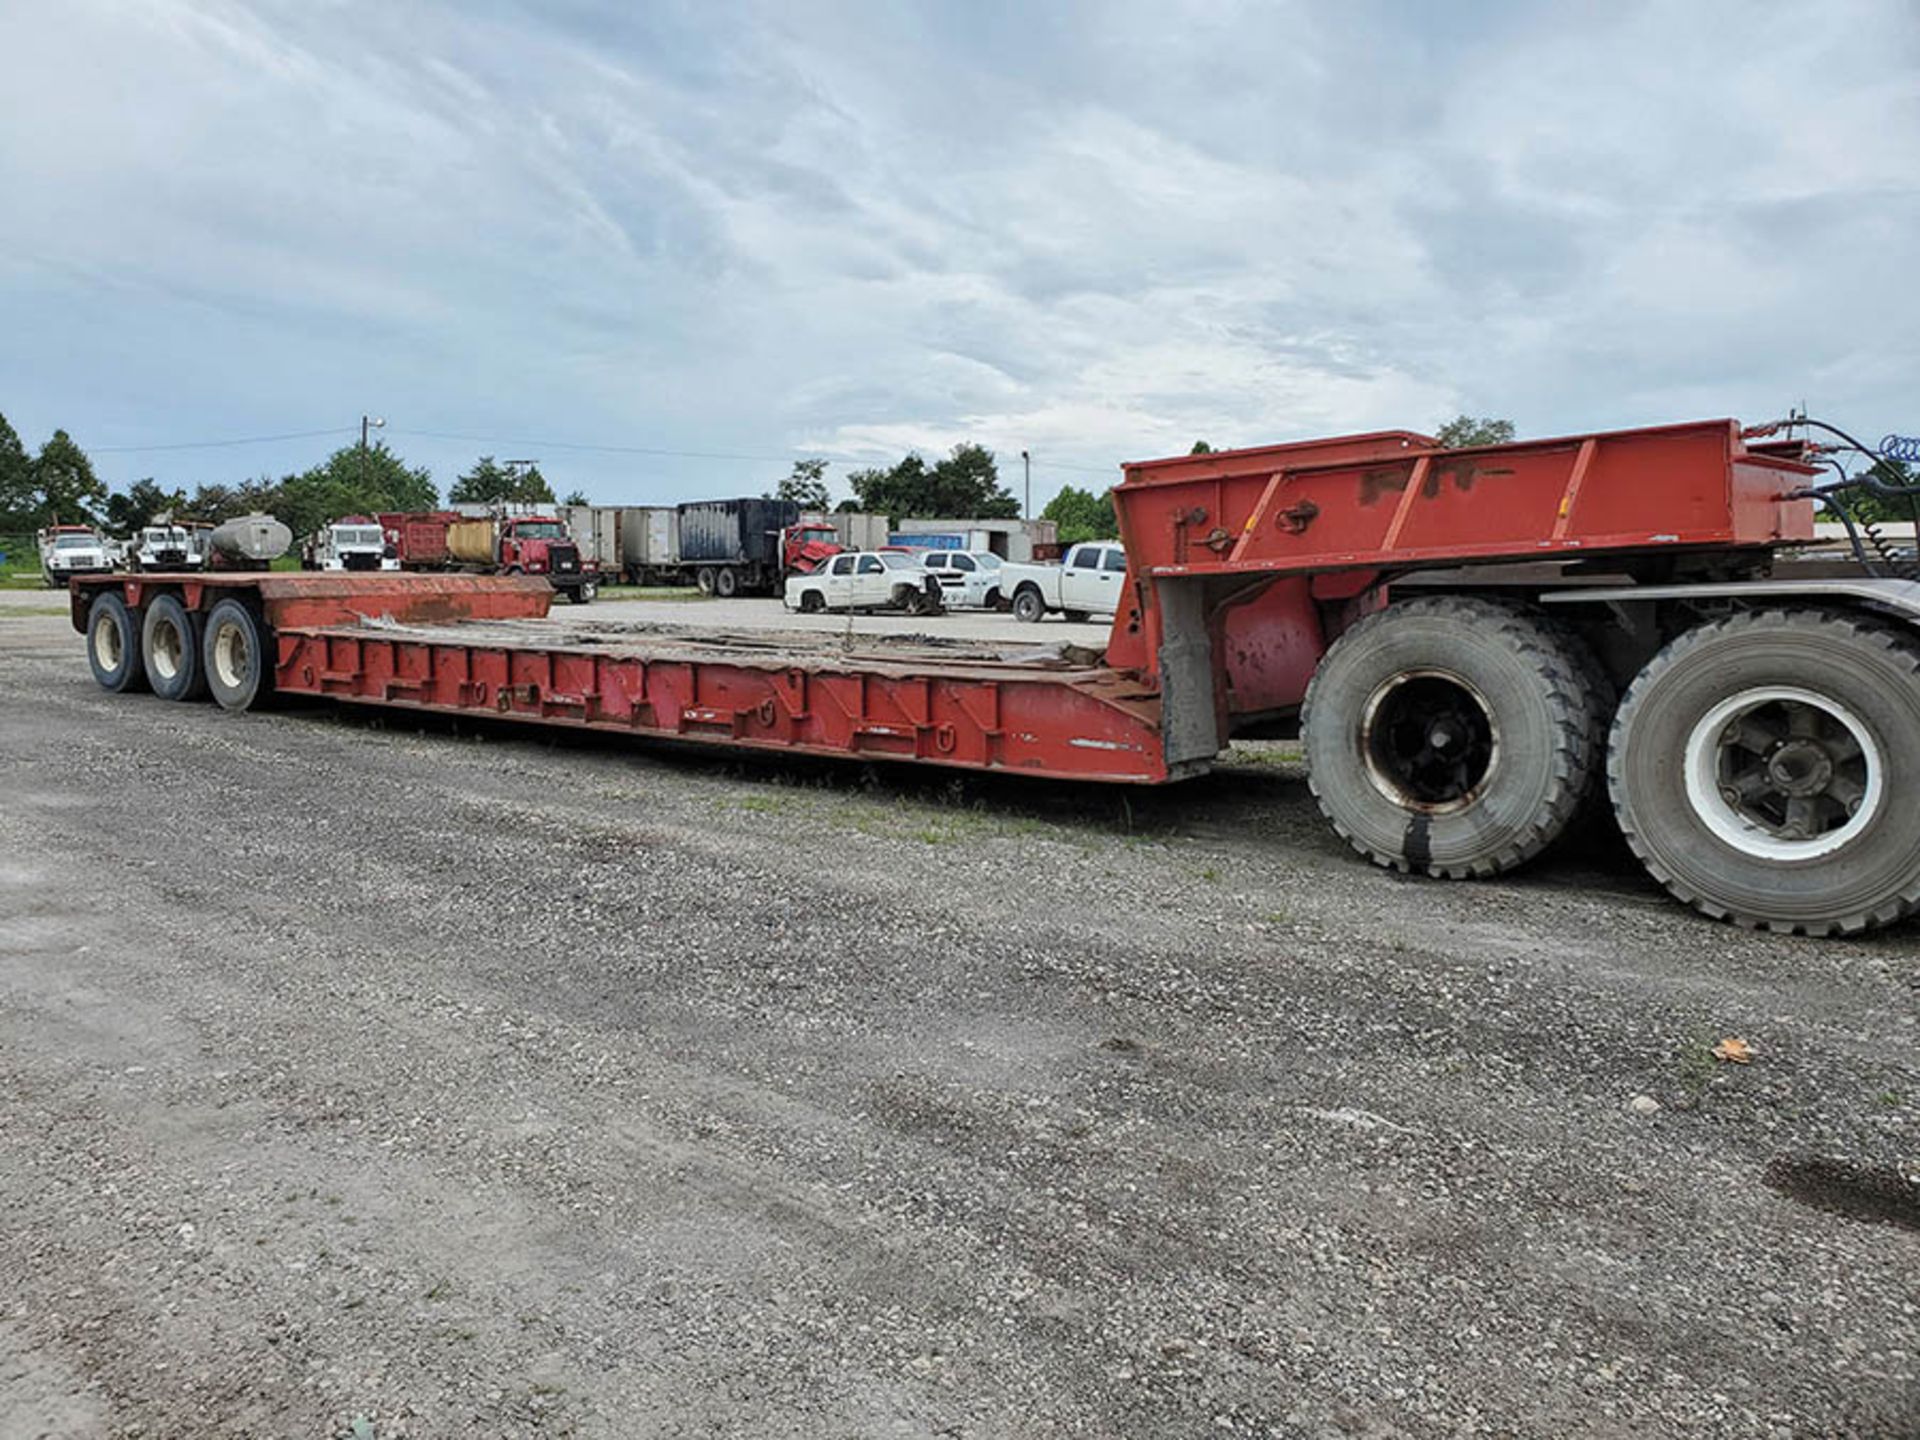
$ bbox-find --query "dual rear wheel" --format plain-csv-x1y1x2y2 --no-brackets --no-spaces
1304,596,1920,935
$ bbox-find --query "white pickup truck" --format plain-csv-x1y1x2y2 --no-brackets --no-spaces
1001,542,1128,622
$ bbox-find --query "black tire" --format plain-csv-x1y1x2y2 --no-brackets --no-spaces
1608,608,1920,935
1062,609,1090,624
798,589,825,614
201,598,272,712
579,578,597,603
696,566,717,595
86,592,149,694
1012,587,1046,623
141,593,207,701
1303,595,1608,878
984,587,1002,611
714,567,739,599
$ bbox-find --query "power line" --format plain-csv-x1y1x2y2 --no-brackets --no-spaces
82,420,1121,478
90,426,358,454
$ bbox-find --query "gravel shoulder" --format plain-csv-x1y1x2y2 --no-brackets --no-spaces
0,603,1914,1438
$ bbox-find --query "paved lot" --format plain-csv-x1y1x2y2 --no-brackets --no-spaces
0,594,1914,1438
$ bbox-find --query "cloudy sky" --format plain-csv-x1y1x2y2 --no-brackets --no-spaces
1,0,1915,509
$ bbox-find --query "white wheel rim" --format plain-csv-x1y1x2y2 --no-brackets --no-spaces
93,612,123,672
1683,685,1884,861
213,621,248,690
151,617,182,680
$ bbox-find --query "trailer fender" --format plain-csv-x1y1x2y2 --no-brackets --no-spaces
1541,577,1920,629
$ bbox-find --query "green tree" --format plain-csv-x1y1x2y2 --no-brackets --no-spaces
1827,457,1917,526
847,443,1018,520
273,441,436,538
0,411,34,528
105,478,187,534
31,429,108,526
187,482,241,523
449,455,555,506
768,457,831,511
1434,415,1516,448
1041,484,1119,545
1190,440,1215,454
561,488,589,507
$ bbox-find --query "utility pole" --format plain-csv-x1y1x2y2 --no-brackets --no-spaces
360,415,385,489
1021,450,1030,521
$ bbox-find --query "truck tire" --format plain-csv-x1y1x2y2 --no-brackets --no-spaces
714,566,740,599
141,593,207,701
798,589,825,614
696,566,717,595
1303,595,1608,878
86,592,149,694
201,598,272,712
578,578,597,603
1607,608,1920,935
1012,586,1046,623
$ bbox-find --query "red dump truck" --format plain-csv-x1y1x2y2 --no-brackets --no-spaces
68,416,1920,936
378,510,597,603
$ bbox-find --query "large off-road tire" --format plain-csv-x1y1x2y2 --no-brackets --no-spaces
201,598,272,712
1303,595,1609,878
87,592,149,694
1608,608,1920,935
1012,586,1046,623
141,593,207,701
714,566,740,598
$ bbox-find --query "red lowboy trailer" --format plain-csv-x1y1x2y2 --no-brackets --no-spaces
69,417,1920,935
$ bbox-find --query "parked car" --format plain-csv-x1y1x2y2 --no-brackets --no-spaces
1001,542,1128,622
784,550,945,616
918,550,1006,609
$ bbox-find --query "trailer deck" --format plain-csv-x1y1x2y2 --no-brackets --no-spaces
69,573,1173,784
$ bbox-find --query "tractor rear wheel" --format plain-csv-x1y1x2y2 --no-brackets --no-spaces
1303,595,1609,878
1608,607,1920,934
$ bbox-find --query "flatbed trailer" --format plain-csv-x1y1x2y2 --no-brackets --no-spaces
67,417,1920,935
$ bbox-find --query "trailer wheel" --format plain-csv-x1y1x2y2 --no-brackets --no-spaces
86,592,149,694
1303,595,1607,878
696,566,717,595
1012,586,1046,623
714,567,740,599
141,593,207,701
202,598,271,712
1608,608,1920,934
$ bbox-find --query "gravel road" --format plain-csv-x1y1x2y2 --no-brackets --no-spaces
1,595,1915,1438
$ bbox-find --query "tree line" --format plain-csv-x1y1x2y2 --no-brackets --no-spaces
0,409,584,540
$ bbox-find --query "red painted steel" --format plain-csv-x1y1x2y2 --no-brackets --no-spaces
1113,419,1816,581
269,624,1171,782
69,417,1820,786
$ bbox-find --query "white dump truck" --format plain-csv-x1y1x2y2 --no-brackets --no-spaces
302,516,397,572
37,525,118,587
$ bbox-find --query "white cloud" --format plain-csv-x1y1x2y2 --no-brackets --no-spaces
0,0,1914,508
